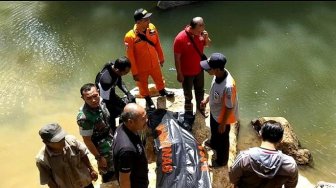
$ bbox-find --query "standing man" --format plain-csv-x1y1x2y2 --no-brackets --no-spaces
200,53,239,167
36,123,98,188
77,83,115,183
229,120,298,188
113,103,149,188
173,17,211,120
95,56,135,131
124,8,174,110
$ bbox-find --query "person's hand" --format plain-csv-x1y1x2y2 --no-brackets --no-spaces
202,30,209,39
133,74,139,81
127,93,136,103
200,97,209,108
177,73,184,83
97,156,107,174
200,99,208,109
89,168,98,181
202,30,211,46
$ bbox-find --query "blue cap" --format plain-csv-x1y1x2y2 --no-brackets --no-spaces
200,53,227,70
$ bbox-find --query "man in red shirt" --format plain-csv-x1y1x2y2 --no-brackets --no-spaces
173,17,211,130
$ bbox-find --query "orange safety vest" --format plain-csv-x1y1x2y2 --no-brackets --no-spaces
124,23,164,75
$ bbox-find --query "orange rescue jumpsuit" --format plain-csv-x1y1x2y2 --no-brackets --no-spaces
124,23,165,97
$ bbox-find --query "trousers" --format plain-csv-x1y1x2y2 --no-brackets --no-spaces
182,70,204,111
210,113,231,165
136,67,165,97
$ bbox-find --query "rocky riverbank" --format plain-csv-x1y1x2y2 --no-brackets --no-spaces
94,87,325,188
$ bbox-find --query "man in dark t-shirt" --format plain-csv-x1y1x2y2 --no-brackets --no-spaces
112,103,149,188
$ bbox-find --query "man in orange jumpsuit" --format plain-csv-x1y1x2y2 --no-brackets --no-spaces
124,8,174,110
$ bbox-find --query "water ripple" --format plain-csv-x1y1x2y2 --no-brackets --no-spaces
0,2,82,119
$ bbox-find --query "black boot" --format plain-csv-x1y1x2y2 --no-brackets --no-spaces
183,111,195,132
145,96,156,111
159,89,174,98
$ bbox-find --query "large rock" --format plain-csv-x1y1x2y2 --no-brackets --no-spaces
251,117,313,165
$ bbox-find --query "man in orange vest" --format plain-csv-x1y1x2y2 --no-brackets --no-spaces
124,8,174,110
200,53,239,167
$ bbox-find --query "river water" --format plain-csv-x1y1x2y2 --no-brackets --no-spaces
0,1,335,187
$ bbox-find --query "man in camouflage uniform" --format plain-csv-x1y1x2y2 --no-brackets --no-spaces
77,83,115,183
